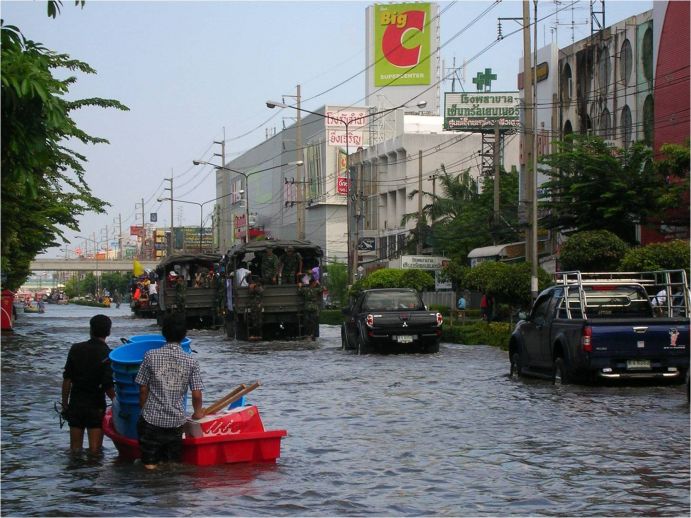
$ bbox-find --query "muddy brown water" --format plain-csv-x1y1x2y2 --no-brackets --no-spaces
1,305,688,516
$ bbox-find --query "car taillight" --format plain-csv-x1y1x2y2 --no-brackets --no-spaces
436,313,443,326
582,325,592,352
366,314,374,328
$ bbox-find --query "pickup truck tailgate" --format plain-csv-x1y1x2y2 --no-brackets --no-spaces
371,311,439,332
589,319,689,373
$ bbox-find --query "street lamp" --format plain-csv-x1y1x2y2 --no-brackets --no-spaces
192,160,303,244
266,99,427,282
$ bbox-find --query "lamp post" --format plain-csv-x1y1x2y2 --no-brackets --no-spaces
266,99,427,282
193,160,303,244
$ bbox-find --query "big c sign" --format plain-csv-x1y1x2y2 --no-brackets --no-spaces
374,3,431,86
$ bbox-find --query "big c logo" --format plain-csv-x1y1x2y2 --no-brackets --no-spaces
374,3,431,86
381,10,425,68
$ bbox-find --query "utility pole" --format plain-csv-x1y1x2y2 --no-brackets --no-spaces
522,0,536,297
417,150,423,254
531,0,539,299
214,135,225,251
118,214,123,260
493,120,501,220
164,177,173,256
295,84,305,240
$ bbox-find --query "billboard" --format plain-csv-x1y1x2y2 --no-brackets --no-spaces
374,3,432,86
325,106,369,148
444,91,521,131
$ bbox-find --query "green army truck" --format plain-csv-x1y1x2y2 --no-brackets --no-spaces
155,253,225,329
224,240,323,340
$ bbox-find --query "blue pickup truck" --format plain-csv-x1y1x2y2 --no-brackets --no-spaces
509,270,689,383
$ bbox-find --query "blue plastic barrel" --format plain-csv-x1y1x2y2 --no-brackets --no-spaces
125,334,192,353
109,339,192,438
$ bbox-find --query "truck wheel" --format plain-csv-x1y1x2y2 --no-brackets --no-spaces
553,357,569,385
356,331,370,355
510,351,522,378
423,341,440,354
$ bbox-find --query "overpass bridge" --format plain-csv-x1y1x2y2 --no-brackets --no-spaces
30,258,159,273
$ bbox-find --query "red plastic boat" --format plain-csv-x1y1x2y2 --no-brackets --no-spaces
103,405,287,466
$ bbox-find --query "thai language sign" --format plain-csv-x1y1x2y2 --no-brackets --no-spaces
444,91,521,131
325,106,369,148
374,3,431,86
401,255,449,270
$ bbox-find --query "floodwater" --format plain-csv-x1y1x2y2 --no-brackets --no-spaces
2,304,689,516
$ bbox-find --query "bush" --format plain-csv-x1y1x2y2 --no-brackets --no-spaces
442,320,512,349
349,268,434,299
619,240,690,272
559,230,629,271
464,261,551,308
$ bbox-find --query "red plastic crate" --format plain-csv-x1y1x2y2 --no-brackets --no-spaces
103,408,287,466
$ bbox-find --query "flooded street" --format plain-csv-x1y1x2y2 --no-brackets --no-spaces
2,305,689,516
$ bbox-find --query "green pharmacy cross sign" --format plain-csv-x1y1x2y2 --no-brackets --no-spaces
472,68,497,92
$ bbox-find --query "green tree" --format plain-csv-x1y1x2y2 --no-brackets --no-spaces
1,21,128,289
558,230,630,272
619,240,690,272
402,165,520,262
349,268,434,299
540,135,673,243
324,261,348,307
465,261,551,309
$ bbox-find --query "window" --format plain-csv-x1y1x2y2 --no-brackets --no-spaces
620,39,632,85
620,105,632,148
598,46,610,93
642,27,653,81
643,95,654,145
599,108,611,139
531,294,553,325
561,63,573,103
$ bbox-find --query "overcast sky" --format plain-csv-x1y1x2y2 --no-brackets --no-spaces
2,0,649,258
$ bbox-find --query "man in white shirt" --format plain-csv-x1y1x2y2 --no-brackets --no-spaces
148,281,158,304
235,262,251,287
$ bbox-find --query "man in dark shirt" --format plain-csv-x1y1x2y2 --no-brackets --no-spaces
62,314,116,454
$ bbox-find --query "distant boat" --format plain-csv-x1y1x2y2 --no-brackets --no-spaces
23,304,45,314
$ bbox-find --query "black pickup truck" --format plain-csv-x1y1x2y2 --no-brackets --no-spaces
509,270,689,384
341,288,443,354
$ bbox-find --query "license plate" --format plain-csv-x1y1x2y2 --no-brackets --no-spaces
395,335,414,343
627,359,651,370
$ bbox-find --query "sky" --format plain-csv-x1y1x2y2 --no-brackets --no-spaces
2,0,650,258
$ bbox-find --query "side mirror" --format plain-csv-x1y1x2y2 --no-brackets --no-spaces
341,307,351,316
518,311,528,320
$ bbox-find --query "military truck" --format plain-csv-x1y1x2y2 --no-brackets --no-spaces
155,253,225,329
224,240,323,340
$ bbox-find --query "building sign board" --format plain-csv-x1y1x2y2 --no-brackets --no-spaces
374,3,432,86
325,106,369,148
401,255,449,270
336,150,349,196
444,91,521,131
358,237,376,252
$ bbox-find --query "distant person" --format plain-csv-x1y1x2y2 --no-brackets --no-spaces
456,294,466,320
235,262,251,287
481,293,494,322
260,247,279,285
135,314,204,470
278,246,302,284
113,289,122,309
148,280,158,304
652,288,667,316
298,275,321,340
247,279,264,341
61,314,116,455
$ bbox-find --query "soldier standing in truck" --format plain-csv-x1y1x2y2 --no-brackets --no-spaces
278,246,302,284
